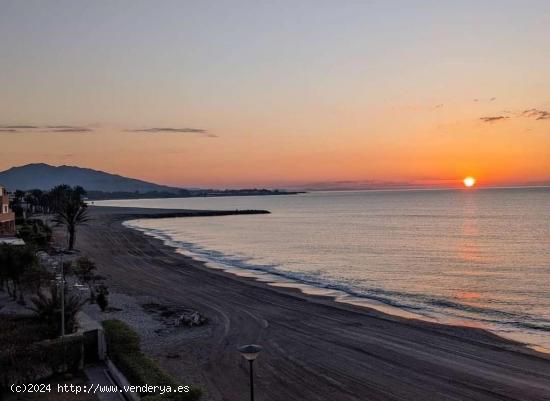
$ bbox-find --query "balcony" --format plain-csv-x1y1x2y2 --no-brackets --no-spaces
0,211,15,223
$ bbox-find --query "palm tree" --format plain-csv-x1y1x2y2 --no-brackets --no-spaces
29,284,85,335
52,187,91,251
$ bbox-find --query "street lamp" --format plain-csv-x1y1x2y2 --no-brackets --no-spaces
238,344,262,401
60,253,65,338
52,252,67,371
51,253,65,337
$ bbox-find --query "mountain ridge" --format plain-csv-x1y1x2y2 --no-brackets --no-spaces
0,163,182,193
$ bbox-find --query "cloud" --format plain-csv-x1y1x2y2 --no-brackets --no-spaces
128,127,207,133
45,127,92,132
0,125,39,129
473,97,496,102
0,124,93,133
476,107,550,124
0,124,216,136
522,109,550,120
480,116,509,123
127,127,216,137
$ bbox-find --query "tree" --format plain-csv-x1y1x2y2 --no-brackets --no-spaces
10,190,26,217
20,262,53,297
17,219,52,249
13,190,25,203
24,189,44,215
52,186,91,251
72,256,103,303
0,245,39,303
29,284,85,336
49,185,71,213
96,284,109,312
0,244,16,296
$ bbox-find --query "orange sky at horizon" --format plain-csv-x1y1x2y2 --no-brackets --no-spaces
2,102,549,189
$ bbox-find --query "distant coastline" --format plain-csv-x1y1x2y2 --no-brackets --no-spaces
86,188,304,201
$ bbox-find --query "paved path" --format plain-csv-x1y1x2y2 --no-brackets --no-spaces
84,365,125,401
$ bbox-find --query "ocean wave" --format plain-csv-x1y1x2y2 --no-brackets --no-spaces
124,220,550,333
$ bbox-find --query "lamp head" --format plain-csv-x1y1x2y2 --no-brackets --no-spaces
238,344,262,361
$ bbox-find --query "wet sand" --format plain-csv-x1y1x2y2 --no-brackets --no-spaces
74,206,550,401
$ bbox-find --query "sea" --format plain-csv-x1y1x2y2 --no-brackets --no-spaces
95,187,550,351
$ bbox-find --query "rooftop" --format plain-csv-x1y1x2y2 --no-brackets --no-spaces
0,237,25,246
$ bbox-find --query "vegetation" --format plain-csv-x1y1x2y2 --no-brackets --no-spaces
10,189,26,217
66,256,109,309
29,284,86,337
96,284,109,311
9,185,92,251
10,188,54,216
0,244,49,303
0,185,104,392
70,256,103,303
102,320,201,401
0,314,53,345
17,218,52,248
51,185,91,251
0,315,83,390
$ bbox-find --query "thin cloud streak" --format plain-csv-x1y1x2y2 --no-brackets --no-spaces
480,116,509,123
0,124,217,136
522,109,550,120
0,124,94,133
128,127,207,133
127,127,217,137
46,128,93,132
0,125,39,129
477,107,550,124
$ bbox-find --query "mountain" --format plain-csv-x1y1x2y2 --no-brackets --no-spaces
0,163,181,193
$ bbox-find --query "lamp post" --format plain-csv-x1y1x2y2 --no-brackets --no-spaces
238,344,262,401
52,252,66,337
52,251,67,371
60,253,65,338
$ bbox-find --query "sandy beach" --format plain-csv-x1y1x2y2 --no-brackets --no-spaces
72,206,550,401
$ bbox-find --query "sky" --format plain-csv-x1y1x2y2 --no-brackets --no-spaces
1,0,549,189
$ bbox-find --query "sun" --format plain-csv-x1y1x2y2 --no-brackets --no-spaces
463,176,476,188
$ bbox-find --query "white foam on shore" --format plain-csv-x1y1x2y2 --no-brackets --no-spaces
123,219,550,354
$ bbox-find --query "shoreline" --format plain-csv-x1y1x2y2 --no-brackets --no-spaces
124,215,550,354
74,206,550,401
123,219,431,320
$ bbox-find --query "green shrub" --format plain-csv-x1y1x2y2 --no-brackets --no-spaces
102,319,140,354
102,320,201,401
17,219,52,248
0,315,83,389
96,284,109,311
